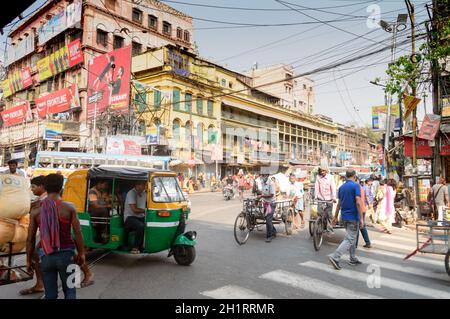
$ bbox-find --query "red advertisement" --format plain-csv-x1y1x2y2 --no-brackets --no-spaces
1,101,32,127
441,138,450,156
35,84,80,118
403,136,433,158
86,46,131,119
418,114,440,141
21,67,33,88
68,38,83,67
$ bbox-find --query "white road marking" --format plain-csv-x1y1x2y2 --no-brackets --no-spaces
260,270,382,299
300,261,450,299
371,240,417,251
334,255,448,281
200,285,270,299
379,234,417,243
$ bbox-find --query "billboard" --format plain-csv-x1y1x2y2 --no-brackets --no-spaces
44,123,64,141
38,39,83,82
418,114,440,141
0,102,32,127
38,0,82,45
2,67,33,97
146,127,160,145
35,84,80,118
106,135,145,155
371,105,400,131
87,46,132,119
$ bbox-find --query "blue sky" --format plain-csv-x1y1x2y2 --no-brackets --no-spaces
2,0,432,127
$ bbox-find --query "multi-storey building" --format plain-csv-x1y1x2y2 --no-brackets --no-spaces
0,0,194,165
336,124,370,167
245,64,315,114
131,46,337,181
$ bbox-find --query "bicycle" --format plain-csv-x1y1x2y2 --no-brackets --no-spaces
312,199,338,251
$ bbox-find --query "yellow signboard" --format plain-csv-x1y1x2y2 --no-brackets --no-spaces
38,56,52,81
2,79,12,97
403,94,421,120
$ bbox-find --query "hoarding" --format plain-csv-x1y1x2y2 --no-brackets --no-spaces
38,0,82,45
146,127,160,145
442,98,450,118
371,105,400,131
0,101,32,127
403,136,432,158
44,123,64,141
1,68,33,97
417,114,440,141
87,46,132,119
106,135,145,155
38,39,83,82
35,84,80,118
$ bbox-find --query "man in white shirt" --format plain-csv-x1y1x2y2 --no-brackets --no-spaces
3,159,25,177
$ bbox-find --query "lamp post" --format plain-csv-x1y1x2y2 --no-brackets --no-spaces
378,14,407,177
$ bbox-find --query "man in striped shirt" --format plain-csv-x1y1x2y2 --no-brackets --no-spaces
315,167,337,232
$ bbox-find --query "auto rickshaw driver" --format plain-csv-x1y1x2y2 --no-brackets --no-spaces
123,181,147,254
88,180,112,244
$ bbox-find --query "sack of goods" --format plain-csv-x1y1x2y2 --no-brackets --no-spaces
0,175,31,253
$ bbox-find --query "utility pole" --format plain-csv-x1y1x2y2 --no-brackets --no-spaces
406,0,420,220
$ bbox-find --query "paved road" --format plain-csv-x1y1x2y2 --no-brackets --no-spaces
2,191,450,299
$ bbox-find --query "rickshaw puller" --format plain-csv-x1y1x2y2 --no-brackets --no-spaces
259,172,277,243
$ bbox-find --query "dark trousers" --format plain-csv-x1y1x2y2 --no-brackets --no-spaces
356,213,371,247
40,250,76,299
265,202,277,239
124,216,145,249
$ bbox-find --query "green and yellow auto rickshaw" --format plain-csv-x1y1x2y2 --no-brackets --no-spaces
62,166,197,265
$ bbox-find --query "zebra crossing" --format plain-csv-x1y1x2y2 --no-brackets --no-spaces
200,229,450,299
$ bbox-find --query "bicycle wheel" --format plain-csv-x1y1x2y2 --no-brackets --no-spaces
309,220,314,237
445,249,450,277
313,218,324,251
234,212,251,245
285,208,294,235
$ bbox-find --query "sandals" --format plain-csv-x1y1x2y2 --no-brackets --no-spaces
19,286,44,296
130,248,140,254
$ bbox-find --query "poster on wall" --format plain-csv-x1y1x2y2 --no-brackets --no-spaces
38,39,83,82
106,135,145,155
0,101,32,127
371,105,400,131
87,46,132,119
35,84,80,118
146,127,160,145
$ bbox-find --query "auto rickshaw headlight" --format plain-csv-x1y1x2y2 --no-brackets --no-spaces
185,231,197,241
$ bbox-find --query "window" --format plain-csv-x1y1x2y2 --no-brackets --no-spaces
113,35,124,49
152,176,185,202
185,93,192,112
176,27,183,39
105,0,116,11
185,122,192,144
173,119,181,140
148,15,158,30
184,30,190,42
173,89,180,110
196,96,203,115
197,123,204,146
163,21,172,35
154,90,161,110
228,82,233,89
207,100,213,117
303,84,307,90
132,41,142,56
132,8,143,23
135,86,147,112
96,29,108,47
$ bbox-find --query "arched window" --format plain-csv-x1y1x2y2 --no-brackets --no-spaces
173,119,181,141
196,96,203,115
207,124,216,144
173,88,180,111
154,118,161,128
185,121,192,144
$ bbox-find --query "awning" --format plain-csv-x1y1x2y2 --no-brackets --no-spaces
88,166,156,180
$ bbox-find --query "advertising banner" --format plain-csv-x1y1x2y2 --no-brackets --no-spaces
2,68,34,97
440,137,450,156
442,98,450,118
35,84,80,118
87,46,132,119
21,68,33,88
146,127,160,145
372,105,400,131
2,79,12,97
0,101,32,127
38,39,83,82
418,114,440,141
403,94,421,120
106,135,145,155
44,123,64,141
38,0,81,46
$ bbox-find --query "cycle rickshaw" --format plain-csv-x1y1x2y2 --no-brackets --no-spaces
234,197,294,245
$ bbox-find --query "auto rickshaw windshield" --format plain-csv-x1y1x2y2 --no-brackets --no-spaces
152,176,186,203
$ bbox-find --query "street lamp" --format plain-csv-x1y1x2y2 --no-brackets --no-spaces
378,14,407,177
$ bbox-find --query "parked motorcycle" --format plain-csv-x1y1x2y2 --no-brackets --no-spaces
223,185,234,200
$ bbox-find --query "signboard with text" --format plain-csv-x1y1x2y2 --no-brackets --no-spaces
44,123,64,141
403,136,432,158
0,102,32,127
372,105,400,131
35,84,80,118
418,114,440,141
106,136,146,156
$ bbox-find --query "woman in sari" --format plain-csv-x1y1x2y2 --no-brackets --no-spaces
379,179,396,234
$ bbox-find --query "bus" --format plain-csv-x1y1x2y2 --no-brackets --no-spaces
34,151,171,170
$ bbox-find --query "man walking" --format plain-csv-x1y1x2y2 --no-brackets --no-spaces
431,177,448,224
259,171,277,243
314,167,336,232
3,159,25,177
329,169,364,270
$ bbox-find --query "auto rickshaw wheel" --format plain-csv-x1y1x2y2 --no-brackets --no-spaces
173,245,196,266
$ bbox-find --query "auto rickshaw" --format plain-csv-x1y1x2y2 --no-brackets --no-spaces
62,166,197,266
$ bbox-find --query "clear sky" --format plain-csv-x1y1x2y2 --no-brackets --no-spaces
2,0,432,127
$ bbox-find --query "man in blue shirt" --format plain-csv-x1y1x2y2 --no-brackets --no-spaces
329,169,364,270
